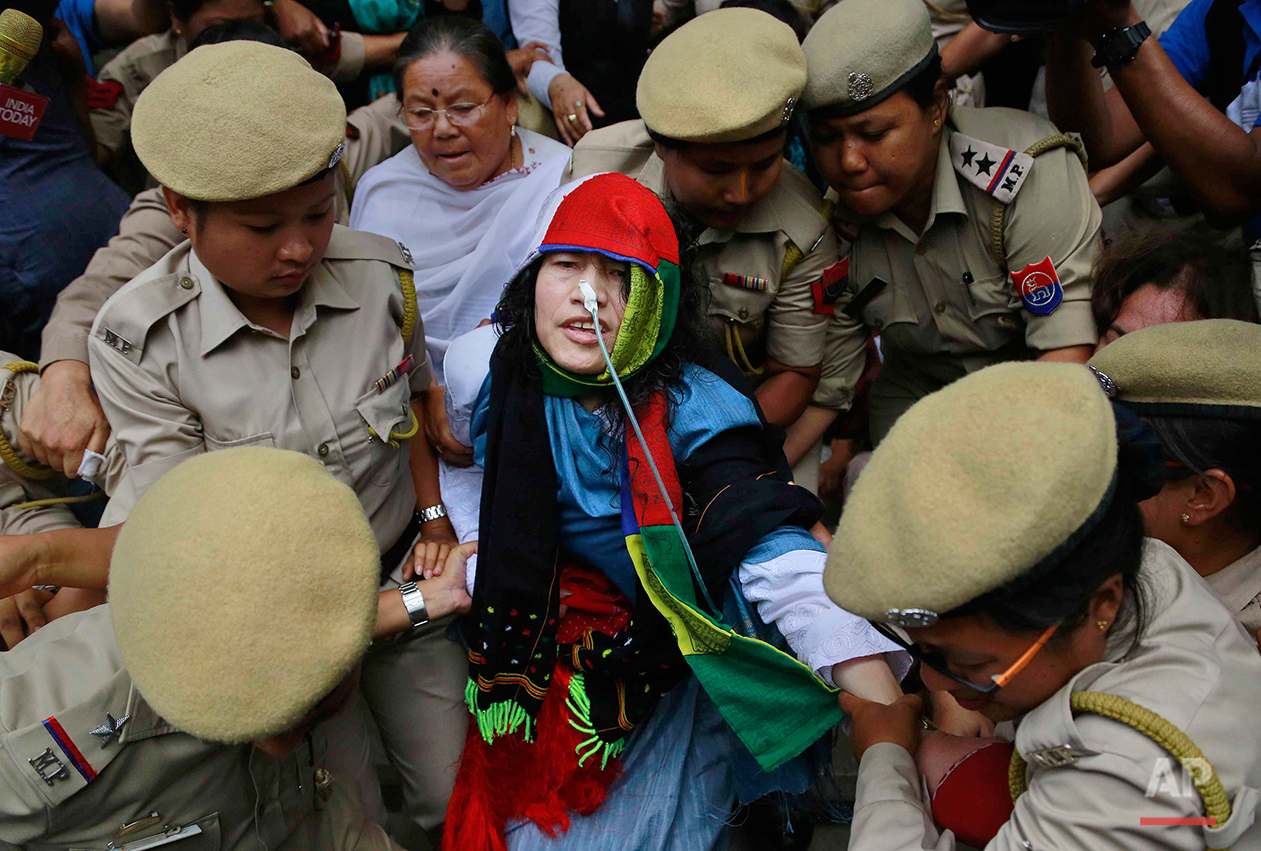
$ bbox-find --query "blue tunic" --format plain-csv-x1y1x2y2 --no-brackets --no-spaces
470,362,822,850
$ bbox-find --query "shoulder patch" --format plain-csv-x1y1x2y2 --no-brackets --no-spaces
1012,256,1063,315
94,273,201,362
322,225,414,268
949,132,1033,205
3,669,133,808
813,256,849,315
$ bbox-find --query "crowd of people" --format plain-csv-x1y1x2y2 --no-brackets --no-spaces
0,0,1259,848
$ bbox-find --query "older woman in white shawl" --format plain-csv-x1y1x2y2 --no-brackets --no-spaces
351,16,569,464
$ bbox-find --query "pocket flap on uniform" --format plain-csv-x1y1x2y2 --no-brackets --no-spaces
354,381,412,443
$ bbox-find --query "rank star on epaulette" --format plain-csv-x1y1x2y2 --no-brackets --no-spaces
90,713,130,747
948,132,1034,205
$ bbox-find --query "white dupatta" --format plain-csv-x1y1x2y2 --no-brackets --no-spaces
349,127,569,368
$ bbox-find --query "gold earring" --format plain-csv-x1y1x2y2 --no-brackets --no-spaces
933,119,941,127
1097,620,1109,631
1181,513,1191,523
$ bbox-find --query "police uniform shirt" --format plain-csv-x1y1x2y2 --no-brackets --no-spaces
0,606,395,850
1203,543,1261,636
87,226,428,551
40,96,410,371
833,106,1100,366
847,539,1261,850
565,119,841,379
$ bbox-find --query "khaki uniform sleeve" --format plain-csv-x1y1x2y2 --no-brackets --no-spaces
848,743,954,851
811,307,868,411
344,95,409,187
87,329,204,515
89,60,138,158
39,190,180,369
327,31,367,84
764,226,831,369
1003,142,1102,353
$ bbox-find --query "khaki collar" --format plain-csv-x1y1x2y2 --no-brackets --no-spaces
871,133,967,244
193,250,359,356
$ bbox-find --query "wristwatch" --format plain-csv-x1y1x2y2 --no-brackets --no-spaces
1091,20,1151,68
398,581,429,630
417,504,447,523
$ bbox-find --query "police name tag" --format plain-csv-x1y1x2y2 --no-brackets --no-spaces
949,132,1033,205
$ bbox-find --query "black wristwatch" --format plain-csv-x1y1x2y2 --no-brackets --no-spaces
1091,21,1152,68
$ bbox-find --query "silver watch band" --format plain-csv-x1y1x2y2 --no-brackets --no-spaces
417,504,447,523
398,581,429,629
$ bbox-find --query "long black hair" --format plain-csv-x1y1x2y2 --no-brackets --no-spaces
493,212,716,426
1143,414,1261,535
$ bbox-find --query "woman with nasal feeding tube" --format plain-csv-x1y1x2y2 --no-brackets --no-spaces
824,361,1261,850
435,172,908,850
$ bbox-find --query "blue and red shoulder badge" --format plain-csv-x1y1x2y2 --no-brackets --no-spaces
812,256,849,315
1012,256,1063,316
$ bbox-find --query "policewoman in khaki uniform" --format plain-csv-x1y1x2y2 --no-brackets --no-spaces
0,448,473,850
1091,319,1261,642
563,9,867,444
824,362,1261,850
801,0,1102,444
84,42,466,839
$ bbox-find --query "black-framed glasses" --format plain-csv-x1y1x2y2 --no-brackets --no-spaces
399,95,493,131
872,621,1058,695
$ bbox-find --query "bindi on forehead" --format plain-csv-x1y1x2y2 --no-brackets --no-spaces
432,88,438,96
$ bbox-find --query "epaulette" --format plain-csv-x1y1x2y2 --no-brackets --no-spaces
93,270,201,363
949,131,1035,205
322,224,414,269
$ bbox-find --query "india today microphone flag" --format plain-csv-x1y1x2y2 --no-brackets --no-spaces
0,8,49,141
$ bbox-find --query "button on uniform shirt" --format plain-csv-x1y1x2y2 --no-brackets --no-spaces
88,226,428,551
565,120,862,403
0,606,396,850
829,105,1101,439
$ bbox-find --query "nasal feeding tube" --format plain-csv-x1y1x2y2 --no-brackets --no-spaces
578,279,720,614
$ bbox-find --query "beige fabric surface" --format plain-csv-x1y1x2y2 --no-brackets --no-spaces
826,362,1116,620
802,0,937,113
109,447,379,742
636,7,805,143
131,42,345,202
1087,319,1261,413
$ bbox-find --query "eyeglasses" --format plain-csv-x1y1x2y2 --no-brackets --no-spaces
399,96,493,131
871,621,1058,695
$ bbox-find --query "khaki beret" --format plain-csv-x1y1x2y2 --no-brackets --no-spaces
637,7,806,144
1088,319,1261,420
824,363,1117,626
109,447,379,743
132,41,346,202
802,0,937,116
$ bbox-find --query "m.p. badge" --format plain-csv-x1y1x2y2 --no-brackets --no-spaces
1012,256,1063,316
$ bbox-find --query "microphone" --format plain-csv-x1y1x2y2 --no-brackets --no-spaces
0,8,41,86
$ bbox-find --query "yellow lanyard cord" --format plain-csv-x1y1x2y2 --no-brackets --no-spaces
1010,691,1233,850
0,362,58,481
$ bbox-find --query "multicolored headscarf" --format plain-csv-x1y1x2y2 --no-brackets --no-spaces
527,173,682,397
